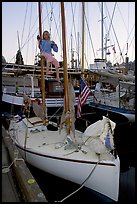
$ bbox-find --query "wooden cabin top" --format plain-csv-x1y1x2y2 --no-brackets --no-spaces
2,62,81,98
2,62,82,77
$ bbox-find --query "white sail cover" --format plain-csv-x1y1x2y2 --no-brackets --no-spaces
83,116,116,154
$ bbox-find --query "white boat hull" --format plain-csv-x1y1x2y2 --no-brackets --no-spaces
89,102,135,123
2,93,24,106
2,93,92,107
9,116,120,202
18,146,120,201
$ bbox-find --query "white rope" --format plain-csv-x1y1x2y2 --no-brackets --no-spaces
2,150,24,174
54,158,100,202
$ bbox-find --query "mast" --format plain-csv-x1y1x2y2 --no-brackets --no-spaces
71,34,74,68
101,2,104,59
17,30,21,52
38,2,46,125
81,2,85,76
78,32,80,68
77,32,80,68
16,31,24,65
60,2,70,135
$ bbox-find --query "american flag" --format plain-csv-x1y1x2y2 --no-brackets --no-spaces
77,78,90,118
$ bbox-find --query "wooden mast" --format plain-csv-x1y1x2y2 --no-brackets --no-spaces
38,2,46,125
60,2,70,135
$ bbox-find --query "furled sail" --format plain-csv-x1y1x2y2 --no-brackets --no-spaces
32,99,46,122
59,81,76,138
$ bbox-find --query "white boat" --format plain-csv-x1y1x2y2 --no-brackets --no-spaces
85,2,135,123
88,66,135,122
2,64,92,116
9,115,120,202
8,2,120,202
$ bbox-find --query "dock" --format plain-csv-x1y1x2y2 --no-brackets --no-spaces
2,125,48,202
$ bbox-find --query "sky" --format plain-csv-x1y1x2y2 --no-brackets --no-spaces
2,2,135,68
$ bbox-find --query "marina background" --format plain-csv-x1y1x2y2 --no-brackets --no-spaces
2,2,135,66
2,2,135,203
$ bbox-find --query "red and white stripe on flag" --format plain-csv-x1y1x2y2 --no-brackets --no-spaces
77,78,90,118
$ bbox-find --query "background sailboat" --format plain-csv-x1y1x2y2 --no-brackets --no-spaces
83,2,135,123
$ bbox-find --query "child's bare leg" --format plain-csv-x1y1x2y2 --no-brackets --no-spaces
56,67,61,83
46,62,50,75
52,58,60,82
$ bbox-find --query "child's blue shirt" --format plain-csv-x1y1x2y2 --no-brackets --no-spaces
40,40,58,54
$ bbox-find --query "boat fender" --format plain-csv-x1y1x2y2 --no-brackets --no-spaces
105,132,113,150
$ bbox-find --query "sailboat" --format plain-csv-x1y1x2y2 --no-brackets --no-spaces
87,63,135,122
8,2,120,202
2,57,86,116
85,2,135,123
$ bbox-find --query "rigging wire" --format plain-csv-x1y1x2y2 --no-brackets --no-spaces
83,6,99,69
21,2,28,49
66,2,77,67
43,2,62,58
117,2,130,56
129,35,135,60
8,3,39,65
43,2,61,41
70,2,78,54
106,2,117,41
121,24,135,57
103,2,117,62
49,2,53,37
45,2,52,32
26,3,33,65
105,3,124,63
20,3,51,59
49,4,62,46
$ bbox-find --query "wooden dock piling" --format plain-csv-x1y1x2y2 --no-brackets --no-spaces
2,125,48,202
